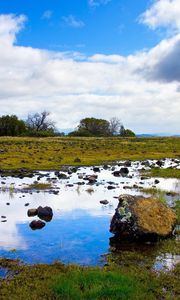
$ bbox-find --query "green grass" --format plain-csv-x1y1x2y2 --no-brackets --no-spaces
144,168,180,179
0,136,179,170
0,260,179,300
52,268,158,300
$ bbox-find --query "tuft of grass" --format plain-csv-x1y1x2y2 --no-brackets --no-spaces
174,200,180,224
140,188,167,204
25,183,52,190
144,168,180,179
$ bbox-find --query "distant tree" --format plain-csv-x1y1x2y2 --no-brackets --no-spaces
119,125,135,137
77,117,110,136
0,115,26,136
109,117,122,135
26,111,55,132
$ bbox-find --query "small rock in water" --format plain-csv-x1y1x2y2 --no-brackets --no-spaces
154,179,160,184
37,206,53,222
29,220,45,230
100,200,109,205
107,185,116,190
27,208,38,217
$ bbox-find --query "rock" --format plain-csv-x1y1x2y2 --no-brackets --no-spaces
27,208,38,217
113,168,129,177
107,185,116,190
29,220,45,230
37,206,53,222
120,167,129,175
100,200,109,205
110,194,177,241
154,179,160,184
156,160,164,167
141,176,149,180
57,173,68,179
93,167,100,172
113,171,121,177
124,160,131,167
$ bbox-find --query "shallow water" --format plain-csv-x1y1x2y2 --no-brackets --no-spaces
0,159,179,268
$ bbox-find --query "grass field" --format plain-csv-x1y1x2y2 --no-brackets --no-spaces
0,136,179,170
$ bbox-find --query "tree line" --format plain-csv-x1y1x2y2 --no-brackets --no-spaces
0,112,135,137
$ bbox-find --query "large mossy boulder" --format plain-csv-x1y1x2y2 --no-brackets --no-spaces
110,194,177,241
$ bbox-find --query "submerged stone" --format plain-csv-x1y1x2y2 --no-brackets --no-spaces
110,194,177,241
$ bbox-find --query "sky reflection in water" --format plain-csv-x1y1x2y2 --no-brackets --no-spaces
0,160,179,266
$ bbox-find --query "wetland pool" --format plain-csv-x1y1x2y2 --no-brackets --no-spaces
0,159,179,270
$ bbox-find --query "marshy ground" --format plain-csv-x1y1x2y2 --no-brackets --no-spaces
0,137,179,299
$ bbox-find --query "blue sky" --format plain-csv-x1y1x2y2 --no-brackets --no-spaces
0,0,161,55
0,0,179,134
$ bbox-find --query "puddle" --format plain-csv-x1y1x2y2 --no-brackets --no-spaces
0,268,8,278
0,159,179,268
154,254,180,272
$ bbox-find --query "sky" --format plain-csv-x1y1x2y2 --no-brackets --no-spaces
0,0,179,134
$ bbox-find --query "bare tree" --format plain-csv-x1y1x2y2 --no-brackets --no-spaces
26,111,55,132
109,117,122,135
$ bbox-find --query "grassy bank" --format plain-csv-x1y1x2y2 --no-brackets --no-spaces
0,136,179,170
0,259,179,300
144,168,180,179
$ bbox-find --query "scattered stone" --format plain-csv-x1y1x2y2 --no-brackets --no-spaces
154,179,160,184
156,160,164,167
100,200,109,205
37,206,53,222
124,160,131,167
24,203,29,207
27,209,38,217
93,167,100,172
29,220,45,230
107,185,116,190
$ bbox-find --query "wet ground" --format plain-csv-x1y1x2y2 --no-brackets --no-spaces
0,159,179,270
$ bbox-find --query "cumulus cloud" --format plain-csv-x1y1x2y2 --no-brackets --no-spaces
138,1,180,83
62,15,85,28
138,34,180,82
0,14,179,134
140,0,180,32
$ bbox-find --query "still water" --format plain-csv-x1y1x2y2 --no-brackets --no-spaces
0,159,179,268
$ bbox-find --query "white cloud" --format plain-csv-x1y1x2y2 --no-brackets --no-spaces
42,10,53,20
88,0,111,7
140,0,180,32
0,14,179,134
62,15,85,28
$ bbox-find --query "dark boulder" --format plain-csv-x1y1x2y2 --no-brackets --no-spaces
110,194,177,241
37,206,53,222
